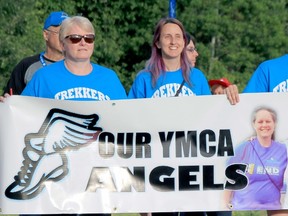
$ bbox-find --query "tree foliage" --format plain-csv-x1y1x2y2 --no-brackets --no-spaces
0,0,287,95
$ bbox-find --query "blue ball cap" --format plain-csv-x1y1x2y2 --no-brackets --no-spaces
43,11,68,30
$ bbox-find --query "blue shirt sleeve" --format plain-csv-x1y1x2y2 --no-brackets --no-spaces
243,63,269,93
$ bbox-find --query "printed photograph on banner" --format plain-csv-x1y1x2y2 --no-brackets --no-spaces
224,106,288,210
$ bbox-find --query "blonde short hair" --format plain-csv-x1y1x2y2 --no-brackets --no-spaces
59,16,95,43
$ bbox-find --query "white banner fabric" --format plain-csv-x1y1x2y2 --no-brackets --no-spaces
1,94,288,214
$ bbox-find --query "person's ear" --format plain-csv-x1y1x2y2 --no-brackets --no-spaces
155,41,161,49
60,41,65,52
252,123,256,131
43,30,49,41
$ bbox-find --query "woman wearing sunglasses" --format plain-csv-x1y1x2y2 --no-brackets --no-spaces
19,15,127,101
1,16,125,216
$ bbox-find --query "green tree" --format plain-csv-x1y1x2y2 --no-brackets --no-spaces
0,0,42,94
178,0,288,91
0,0,78,95
0,0,287,94
71,0,170,91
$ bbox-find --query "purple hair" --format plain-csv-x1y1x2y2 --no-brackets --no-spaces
145,17,191,87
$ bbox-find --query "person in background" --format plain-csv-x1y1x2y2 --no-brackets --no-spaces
186,33,232,216
224,107,287,211
1,12,69,216
3,11,68,95
185,33,198,67
186,32,233,96
243,54,288,216
208,77,231,95
129,17,238,216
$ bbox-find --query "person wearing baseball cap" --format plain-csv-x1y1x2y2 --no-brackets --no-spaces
209,77,232,95
43,11,69,30
184,32,239,104
2,11,68,96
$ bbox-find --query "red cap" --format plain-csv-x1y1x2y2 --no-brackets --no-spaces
208,77,231,88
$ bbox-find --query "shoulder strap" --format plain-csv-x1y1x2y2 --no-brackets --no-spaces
175,80,185,97
250,141,281,191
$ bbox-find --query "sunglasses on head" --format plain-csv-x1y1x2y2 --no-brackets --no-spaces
65,34,95,44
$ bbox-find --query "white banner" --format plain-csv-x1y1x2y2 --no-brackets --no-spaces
1,94,288,214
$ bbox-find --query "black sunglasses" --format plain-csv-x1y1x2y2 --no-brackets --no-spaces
65,34,95,44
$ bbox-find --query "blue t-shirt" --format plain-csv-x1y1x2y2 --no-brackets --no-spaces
22,60,127,101
243,54,288,93
128,68,211,98
228,138,287,210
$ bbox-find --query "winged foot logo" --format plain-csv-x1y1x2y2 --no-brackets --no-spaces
5,108,103,200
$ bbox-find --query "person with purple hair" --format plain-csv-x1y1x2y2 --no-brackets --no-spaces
128,17,239,216
128,17,238,104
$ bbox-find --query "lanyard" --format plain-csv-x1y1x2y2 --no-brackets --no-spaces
174,80,185,97
39,52,47,67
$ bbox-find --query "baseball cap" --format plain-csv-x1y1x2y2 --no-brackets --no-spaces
43,11,68,30
208,77,231,88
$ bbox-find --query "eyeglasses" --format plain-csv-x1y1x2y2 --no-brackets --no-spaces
46,29,59,34
186,47,197,53
65,34,95,44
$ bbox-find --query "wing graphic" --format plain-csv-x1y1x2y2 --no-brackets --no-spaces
5,108,103,200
